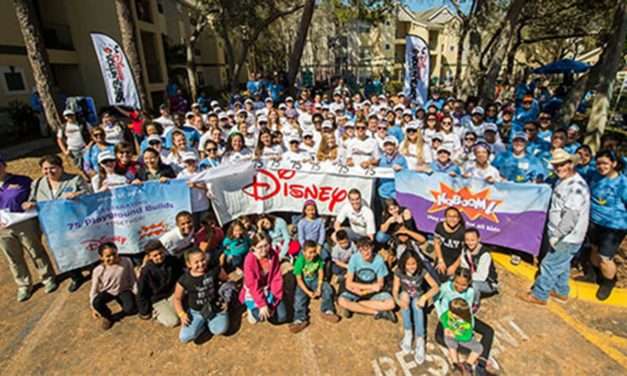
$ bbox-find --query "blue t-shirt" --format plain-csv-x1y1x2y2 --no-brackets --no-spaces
347,252,389,283
199,158,221,170
590,174,627,230
164,126,200,149
492,152,547,183
378,153,408,199
388,125,405,143
83,144,115,173
526,138,550,157
431,160,461,175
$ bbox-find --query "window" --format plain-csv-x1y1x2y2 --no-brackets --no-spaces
157,1,164,14
450,45,455,52
136,0,153,23
0,66,27,94
140,31,163,83
385,44,390,50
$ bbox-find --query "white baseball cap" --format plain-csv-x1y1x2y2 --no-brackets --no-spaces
180,151,198,162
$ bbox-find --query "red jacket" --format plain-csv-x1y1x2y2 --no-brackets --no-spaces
239,250,283,309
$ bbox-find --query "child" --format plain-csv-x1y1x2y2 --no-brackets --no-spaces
89,242,137,330
160,211,195,257
433,207,465,283
174,248,230,343
441,298,483,375
393,249,439,364
221,220,252,272
177,152,210,228
290,240,340,333
430,146,461,176
240,232,287,324
195,215,225,265
137,240,184,327
330,229,356,281
297,200,326,247
460,229,498,307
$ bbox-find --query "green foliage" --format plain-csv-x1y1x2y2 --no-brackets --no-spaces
325,0,397,26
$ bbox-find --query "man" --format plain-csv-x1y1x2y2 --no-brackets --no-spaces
463,107,485,138
337,237,396,322
346,121,379,169
376,137,408,200
160,211,195,257
523,121,550,157
153,104,176,132
334,189,376,241
0,156,57,301
164,112,200,150
520,149,590,305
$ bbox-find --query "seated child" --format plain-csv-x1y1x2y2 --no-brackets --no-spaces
460,228,498,307
160,211,196,257
221,220,252,272
289,240,340,333
89,242,137,330
392,249,439,364
441,298,484,375
195,215,225,265
240,232,287,325
137,239,184,327
330,229,356,281
174,248,231,343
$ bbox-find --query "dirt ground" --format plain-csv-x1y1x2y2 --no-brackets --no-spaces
0,150,626,375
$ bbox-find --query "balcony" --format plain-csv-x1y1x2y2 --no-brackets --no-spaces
42,23,74,51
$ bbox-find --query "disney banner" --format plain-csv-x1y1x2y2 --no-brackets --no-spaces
37,180,191,272
403,34,430,106
210,161,380,225
395,171,552,255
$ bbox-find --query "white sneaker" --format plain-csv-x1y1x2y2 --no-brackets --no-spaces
246,310,258,325
400,329,412,352
414,337,425,365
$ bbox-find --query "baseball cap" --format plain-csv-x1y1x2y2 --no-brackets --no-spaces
146,134,162,144
483,122,498,133
287,136,301,144
471,106,485,116
278,103,287,110
402,109,413,117
382,136,398,146
406,121,419,130
210,100,220,107
191,103,200,109
244,98,253,105
264,97,273,103
218,112,228,120
322,120,334,129
63,109,75,116
431,133,444,142
302,129,314,138
512,132,528,142
180,151,198,162
258,115,268,123
285,109,299,119
185,111,194,119
437,145,452,154
285,96,294,102
98,151,116,164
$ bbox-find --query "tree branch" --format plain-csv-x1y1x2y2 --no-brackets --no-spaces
521,32,599,44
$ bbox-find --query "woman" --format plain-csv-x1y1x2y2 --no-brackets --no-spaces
23,154,90,293
83,127,114,178
267,108,282,132
254,127,282,162
399,122,426,170
422,113,440,145
113,142,140,182
135,147,176,182
139,122,164,153
91,151,129,192
462,143,502,183
577,150,626,301
317,134,341,163
199,140,222,170
222,132,253,165
439,115,461,155
164,130,197,173
376,199,417,245
257,214,292,259
0,156,57,302
199,127,225,157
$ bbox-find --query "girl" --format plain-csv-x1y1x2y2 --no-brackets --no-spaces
434,207,465,282
439,115,461,154
89,242,137,330
199,140,222,170
338,122,355,153
422,113,439,145
135,147,176,182
393,249,439,364
221,220,252,272
174,248,230,343
139,122,164,153
455,130,477,166
267,108,282,132
257,214,292,260
113,142,140,182
297,200,326,248
222,132,253,165
399,122,426,171
91,151,128,192
376,199,417,246
198,127,225,157
165,130,197,173
577,150,626,301
317,134,341,163
435,268,496,376
254,127,282,162
441,298,483,375
239,232,287,324
462,143,501,183
576,145,598,184
177,152,210,228
460,229,498,307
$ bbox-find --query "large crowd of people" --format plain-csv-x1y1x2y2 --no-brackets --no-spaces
0,75,625,376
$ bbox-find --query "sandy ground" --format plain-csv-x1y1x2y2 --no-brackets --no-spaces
0,149,625,375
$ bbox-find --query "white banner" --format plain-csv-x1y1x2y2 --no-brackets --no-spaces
0,209,37,228
403,35,430,107
90,32,141,109
210,161,379,225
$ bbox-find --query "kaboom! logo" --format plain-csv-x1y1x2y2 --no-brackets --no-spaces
428,183,503,222
242,169,347,212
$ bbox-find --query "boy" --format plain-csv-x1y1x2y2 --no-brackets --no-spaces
137,240,184,327
290,241,340,333
160,211,195,257
330,230,356,282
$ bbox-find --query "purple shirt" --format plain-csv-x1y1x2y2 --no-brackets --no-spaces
0,174,32,213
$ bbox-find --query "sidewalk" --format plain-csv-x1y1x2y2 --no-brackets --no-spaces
0,137,56,160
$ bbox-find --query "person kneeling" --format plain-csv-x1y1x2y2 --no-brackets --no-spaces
290,241,340,333
174,249,230,343
337,238,396,322
89,243,137,330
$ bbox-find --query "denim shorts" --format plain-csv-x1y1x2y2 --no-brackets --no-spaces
340,290,392,302
589,223,626,260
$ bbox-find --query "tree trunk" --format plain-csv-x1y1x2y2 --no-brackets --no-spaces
477,0,526,105
454,25,469,96
287,0,316,95
186,42,198,102
14,0,62,132
114,0,148,110
584,2,626,152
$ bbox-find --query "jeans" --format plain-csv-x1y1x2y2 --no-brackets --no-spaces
250,299,288,324
400,294,425,337
179,309,229,343
532,242,581,301
92,290,137,321
472,280,498,308
294,278,335,322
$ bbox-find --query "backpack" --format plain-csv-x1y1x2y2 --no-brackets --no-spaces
464,246,498,287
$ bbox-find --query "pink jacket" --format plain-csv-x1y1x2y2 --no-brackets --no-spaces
239,250,283,309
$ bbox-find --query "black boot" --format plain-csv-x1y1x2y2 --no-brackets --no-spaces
574,264,597,283
596,277,616,301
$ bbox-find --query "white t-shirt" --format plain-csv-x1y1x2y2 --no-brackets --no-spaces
222,148,253,165
547,173,590,245
336,203,376,238
153,115,175,130
346,137,379,166
103,123,125,145
284,149,310,164
401,142,422,169
259,145,283,162
57,123,86,151
90,173,128,192
177,169,210,213
463,161,502,182
159,228,194,256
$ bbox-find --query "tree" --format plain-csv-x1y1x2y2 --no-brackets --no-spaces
286,0,316,94
114,0,148,109
14,0,62,132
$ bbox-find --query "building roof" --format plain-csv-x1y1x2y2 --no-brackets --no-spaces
414,6,458,25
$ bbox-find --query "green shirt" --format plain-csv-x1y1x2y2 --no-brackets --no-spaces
440,311,473,342
293,254,323,279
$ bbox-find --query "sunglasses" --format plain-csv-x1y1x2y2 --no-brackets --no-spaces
206,148,217,152
149,140,161,145
407,129,417,133
304,135,313,139
377,126,387,130
524,128,535,132
93,133,104,138
356,126,367,130
100,159,115,164
465,137,476,141
523,101,532,105
441,121,452,125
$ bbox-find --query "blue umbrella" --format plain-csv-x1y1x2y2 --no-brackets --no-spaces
533,59,591,74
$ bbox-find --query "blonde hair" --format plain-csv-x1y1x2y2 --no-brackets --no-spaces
400,129,425,165
317,134,338,162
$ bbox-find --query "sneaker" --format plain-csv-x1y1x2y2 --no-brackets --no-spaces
67,277,82,293
596,278,616,301
400,330,412,352
17,287,32,302
549,291,568,303
289,320,309,334
517,292,546,306
42,278,58,294
321,310,340,323
339,307,353,319
374,310,397,323
101,317,113,330
246,310,258,325
414,336,425,364
461,362,473,376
